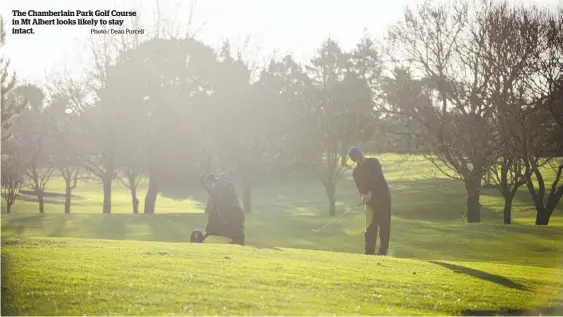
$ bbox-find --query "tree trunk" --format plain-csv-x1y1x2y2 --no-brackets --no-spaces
503,194,514,225
242,183,252,214
535,208,550,225
325,182,336,216
64,182,71,214
6,203,11,214
131,188,139,214
464,177,481,223
144,176,159,214
102,176,112,214
37,193,44,214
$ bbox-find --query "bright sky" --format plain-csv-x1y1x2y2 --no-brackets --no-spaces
1,0,561,83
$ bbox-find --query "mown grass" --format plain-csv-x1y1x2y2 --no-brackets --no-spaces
2,154,563,315
2,237,562,316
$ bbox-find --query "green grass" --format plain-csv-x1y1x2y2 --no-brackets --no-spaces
2,237,562,316
2,154,563,315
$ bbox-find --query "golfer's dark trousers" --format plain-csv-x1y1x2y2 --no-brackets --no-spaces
365,200,391,255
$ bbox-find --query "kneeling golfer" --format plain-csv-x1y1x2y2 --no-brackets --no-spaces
348,147,391,256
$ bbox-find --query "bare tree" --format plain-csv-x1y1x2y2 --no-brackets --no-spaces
1,151,24,214
486,154,528,224
519,110,562,225
116,137,146,214
383,0,502,223
54,34,131,214
481,3,543,224
519,8,563,225
0,16,23,140
44,91,82,214
11,84,56,214
21,147,56,214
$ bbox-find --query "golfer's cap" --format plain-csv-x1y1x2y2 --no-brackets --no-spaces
348,147,364,160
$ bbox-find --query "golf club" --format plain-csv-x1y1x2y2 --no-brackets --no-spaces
312,202,364,233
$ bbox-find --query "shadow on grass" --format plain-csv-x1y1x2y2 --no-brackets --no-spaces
0,212,352,252
2,211,562,266
251,245,284,251
3,174,563,267
1,254,12,315
96,214,128,240
428,261,530,291
461,302,563,316
388,179,505,222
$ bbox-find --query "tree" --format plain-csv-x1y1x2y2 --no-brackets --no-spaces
339,34,382,164
256,54,318,189
380,67,426,153
207,41,280,214
384,0,502,223
57,34,138,214
519,108,562,225
486,151,528,225
519,8,563,225
0,16,23,140
305,39,352,216
115,137,146,214
103,54,147,215
44,91,82,214
11,84,55,214
1,150,24,214
480,3,542,224
105,37,217,214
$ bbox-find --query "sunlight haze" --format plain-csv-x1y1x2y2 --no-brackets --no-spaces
2,0,561,82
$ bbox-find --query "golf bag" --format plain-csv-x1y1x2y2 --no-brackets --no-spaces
191,173,245,245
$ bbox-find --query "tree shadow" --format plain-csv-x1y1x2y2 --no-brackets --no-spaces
146,213,198,242
48,216,68,237
387,179,504,221
1,254,12,315
94,214,128,240
462,302,563,316
428,261,530,291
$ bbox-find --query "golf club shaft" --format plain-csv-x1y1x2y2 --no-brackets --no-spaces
314,202,363,232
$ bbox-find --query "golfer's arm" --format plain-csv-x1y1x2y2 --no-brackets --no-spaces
352,171,367,195
368,160,384,197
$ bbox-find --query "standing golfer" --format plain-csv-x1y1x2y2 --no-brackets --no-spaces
349,147,391,256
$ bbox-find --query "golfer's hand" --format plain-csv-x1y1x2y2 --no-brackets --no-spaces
362,192,372,203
